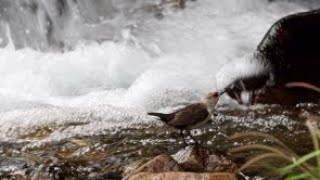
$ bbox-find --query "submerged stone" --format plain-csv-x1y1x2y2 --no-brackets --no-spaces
172,145,237,172
172,145,210,172
128,172,237,180
206,154,237,172
225,9,320,105
125,145,237,179
123,154,182,179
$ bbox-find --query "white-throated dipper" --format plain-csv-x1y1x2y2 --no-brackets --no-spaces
148,91,225,145
224,10,320,104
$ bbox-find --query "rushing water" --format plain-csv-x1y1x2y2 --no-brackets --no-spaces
0,0,318,142
0,0,320,178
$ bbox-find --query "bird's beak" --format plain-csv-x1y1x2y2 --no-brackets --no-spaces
218,84,234,95
218,88,228,95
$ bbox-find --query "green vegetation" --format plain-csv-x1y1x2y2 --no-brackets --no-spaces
230,115,320,179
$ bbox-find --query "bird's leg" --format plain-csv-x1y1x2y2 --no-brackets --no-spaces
250,90,256,105
187,130,199,145
234,92,243,104
180,129,187,146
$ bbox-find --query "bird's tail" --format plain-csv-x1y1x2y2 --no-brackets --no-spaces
147,112,170,123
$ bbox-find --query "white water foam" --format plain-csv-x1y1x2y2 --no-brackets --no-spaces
0,0,314,141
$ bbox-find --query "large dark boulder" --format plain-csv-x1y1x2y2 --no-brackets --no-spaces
226,9,320,105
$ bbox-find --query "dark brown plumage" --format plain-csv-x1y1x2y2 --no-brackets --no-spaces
148,103,209,130
225,10,320,105
148,92,222,145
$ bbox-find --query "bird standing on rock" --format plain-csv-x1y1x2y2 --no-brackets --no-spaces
148,91,225,145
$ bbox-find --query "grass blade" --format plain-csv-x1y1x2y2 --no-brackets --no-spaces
279,150,320,175
285,82,320,93
230,131,296,156
285,173,311,180
306,119,320,173
230,144,291,158
238,153,289,172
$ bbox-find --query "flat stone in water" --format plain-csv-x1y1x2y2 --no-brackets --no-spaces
171,145,237,172
172,145,210,172
123,154,182,179
128,172,237,180
124,145,237,180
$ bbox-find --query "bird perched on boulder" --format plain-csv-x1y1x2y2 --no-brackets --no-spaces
148,91,225,145
224,9,320,105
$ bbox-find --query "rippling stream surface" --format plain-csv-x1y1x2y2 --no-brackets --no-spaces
1,104,319,179
0,0,320,179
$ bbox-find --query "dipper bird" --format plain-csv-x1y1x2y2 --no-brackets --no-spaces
224,9,320,104
148,91,225,145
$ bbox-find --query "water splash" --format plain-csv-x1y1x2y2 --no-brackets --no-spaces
0,0,319,141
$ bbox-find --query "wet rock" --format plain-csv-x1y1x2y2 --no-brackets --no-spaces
128,172,237,180
0,157,28,172
172,145,209,172
206,154,237,172
225,10,320,105
88,171,122,180
123,159,148,178
172,145,237,172
0,172,28,180
123,154,182,179
132,154,181,173
125,145,237,179
253,86,298,105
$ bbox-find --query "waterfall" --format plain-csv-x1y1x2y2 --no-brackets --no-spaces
0,0,160,50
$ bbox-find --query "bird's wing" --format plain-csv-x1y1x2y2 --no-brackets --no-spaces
168,103,209,128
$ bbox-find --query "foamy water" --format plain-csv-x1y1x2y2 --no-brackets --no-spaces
0,0,316,141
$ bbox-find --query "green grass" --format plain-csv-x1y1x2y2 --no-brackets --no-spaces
229,116,320,179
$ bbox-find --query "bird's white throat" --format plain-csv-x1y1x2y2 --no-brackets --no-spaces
202,101,217,114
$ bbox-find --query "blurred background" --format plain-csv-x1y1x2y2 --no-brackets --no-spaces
0,0,319,50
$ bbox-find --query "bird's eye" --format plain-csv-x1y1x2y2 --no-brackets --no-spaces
213,92,219,97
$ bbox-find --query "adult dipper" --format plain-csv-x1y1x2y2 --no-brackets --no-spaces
225,9,320,105
147,91,225,145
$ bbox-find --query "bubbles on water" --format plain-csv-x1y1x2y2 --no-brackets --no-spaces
0,0,316,141
0,41,152,98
